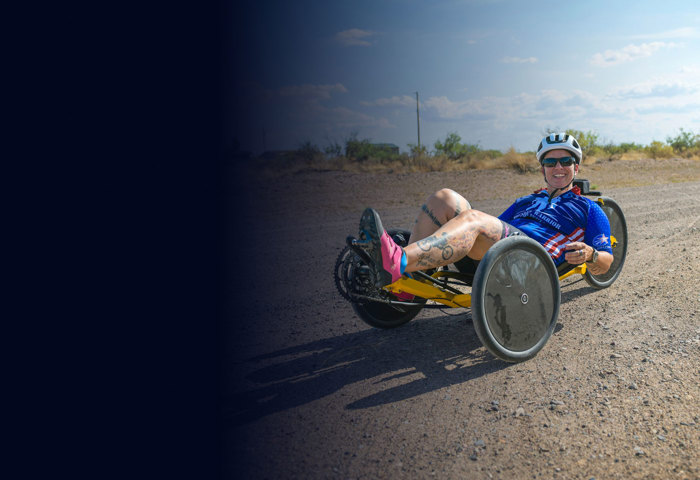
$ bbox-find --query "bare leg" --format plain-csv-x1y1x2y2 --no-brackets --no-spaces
409,188,471,243
404,190,504,272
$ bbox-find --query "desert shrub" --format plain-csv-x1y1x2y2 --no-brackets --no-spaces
645,140,674,159
344,133,374,161
565,129,599,158
407,143,428,157
666,128,699,155
324,140,343,158
480,149,503,159
466,156,497,170
601,142,643,156
433,132,479,160
344,132,403,163
409,154,454,172
502,147,537,172
295,141,324,162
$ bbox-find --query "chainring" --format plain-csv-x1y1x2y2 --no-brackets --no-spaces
333,245,382,302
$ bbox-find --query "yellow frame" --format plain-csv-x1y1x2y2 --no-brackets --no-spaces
384,233,616,310
384,265,588,309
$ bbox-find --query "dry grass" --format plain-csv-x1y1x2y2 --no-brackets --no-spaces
500,147,537,173
618,150,647,161
249,148,700,178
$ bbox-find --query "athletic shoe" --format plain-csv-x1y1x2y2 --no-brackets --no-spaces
358,208,406,287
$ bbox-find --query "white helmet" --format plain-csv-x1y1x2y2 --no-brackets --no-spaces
536,132,583,164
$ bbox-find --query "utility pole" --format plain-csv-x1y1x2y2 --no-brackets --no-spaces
415,91,421,149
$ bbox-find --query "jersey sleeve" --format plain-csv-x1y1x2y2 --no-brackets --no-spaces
584,201,613,254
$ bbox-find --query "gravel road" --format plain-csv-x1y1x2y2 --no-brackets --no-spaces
223,158,700,479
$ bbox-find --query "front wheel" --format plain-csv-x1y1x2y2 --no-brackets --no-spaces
471,236,560,363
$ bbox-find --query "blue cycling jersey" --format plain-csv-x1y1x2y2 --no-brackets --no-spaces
498,189,613,266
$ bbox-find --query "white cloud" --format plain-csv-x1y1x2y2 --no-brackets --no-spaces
422,90,602,122
423,96,473,119
501,56,537,64
334,29,376,47
680,65,700,74
361,95,415,107
416,82,700,151
614,81,698,99
630,27,699,40
590,42,680,67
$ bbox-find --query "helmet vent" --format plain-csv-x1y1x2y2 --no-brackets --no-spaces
536,132,583,163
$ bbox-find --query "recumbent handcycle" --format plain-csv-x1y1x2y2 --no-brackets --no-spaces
334,179,628,363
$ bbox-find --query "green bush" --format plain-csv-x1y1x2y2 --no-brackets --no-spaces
344,132,373,161
433,132,479,160
666,128,699,154
324,140,343,158
645,140,674,159
565,129,599,158
598,142,643,157
295,141,324,162
343,132,403,163
407,143,428,157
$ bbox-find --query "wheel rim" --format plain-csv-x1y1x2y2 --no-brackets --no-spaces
588,200,627,284
482,246,557,352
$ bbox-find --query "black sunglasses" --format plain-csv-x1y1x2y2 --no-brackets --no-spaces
541,156,576,167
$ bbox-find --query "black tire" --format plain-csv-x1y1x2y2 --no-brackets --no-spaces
351,298,426,329
350,229,426,329
471,236,560,363
584,197,627,289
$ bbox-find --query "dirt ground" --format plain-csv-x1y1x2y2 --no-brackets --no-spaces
223,157,700,479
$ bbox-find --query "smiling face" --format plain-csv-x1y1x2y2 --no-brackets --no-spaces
541,149,579,192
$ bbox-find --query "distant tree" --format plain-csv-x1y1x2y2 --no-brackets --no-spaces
543,128,599,158
324,141,343,158
296,140,323,162
666,128,699,153
407,143,428,157
645,140,674,159
433,132,479,160
344,131,373,161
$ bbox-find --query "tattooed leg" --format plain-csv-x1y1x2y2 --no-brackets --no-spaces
404,210,503,272
420,203,442,228
409,188,471,244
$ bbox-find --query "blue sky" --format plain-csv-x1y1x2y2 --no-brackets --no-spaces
227,0,700,154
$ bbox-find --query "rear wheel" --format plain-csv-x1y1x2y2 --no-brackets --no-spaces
585,197,627,289
471,236,560,363
337,229,426,329
350,296,426,329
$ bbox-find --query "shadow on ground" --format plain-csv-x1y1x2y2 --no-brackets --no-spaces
224,312,511,427
224,280,598,428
